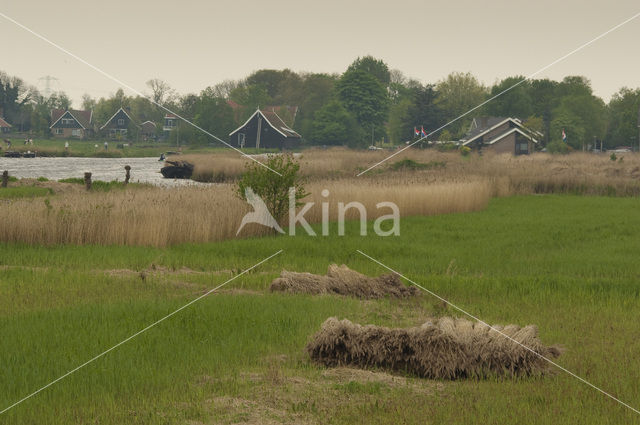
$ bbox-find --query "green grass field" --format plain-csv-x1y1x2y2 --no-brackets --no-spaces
1,195,640,424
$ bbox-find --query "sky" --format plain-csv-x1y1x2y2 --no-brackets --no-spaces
2,0,640,107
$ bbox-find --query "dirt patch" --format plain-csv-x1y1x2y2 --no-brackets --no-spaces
270,264,418,299
306,317,562,379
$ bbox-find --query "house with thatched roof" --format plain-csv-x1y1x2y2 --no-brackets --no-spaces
461,117,541,155
0,117,11,134
50,109,93,138
229,108,301,150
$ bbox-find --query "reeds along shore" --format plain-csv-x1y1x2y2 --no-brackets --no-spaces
187,149,640,196
2,149,640,247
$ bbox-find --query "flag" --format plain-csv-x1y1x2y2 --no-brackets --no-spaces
414,127,420,137
562,129,567,143
420,126,427,138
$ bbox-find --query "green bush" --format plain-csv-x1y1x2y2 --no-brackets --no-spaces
460,146,471,156
37,176,49,182
610,152,617,161
237,153,308,222
546,140,570,154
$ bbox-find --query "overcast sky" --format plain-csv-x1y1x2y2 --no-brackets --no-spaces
2,0,639,107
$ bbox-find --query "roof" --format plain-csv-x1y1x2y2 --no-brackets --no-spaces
0,117,11,128
465,116,508,140
462,117,539,146
100,107,138,130
50,109,93,129
229,109,301,139
164,113,178,119
262,105,299,126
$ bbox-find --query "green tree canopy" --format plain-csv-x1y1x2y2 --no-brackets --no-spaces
309,100,362,146
346,56,391,87
336,68,389,142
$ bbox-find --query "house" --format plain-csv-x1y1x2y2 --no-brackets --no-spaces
50,109,93,138
460,117,541,155
0,117,11,133
140,121,157,141
162,113,178,138
229,108,301,149
100,107,138,139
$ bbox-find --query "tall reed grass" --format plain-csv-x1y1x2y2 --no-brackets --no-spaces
0,179,490,247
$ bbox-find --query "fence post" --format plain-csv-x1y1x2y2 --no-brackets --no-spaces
84,172,92,191
1,170,8,188
124,165,131,185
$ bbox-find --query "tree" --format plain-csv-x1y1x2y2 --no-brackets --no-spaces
486,76,533,119
237,153,308,225
346,56,391,87
606,87,640,149
229,84,272,121
81,94,96,111
295,73,337,136
435,72,487,136
335,68,389,145
309,100,362,146
193,90,235,145
146,79,177,105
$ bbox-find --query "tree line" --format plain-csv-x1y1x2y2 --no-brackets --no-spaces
1,57,639,149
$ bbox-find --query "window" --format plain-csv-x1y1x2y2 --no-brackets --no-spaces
166,119,174,127
117,118,125,126
61,118,74,125
71,129,81,137
55,128,63,135
238,133,245,148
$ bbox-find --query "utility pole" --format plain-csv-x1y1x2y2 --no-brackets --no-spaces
38,75,59,97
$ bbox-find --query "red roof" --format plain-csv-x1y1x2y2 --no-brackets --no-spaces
50,109,93,129
0,117,11,128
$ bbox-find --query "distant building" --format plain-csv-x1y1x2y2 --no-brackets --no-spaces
461,117,541,155
100,107,138,139
162,113,178,138
140,120,157,141
229,108,301,150
50,109,93,138
0,117,11,134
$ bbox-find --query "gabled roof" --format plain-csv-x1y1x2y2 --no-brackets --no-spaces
477,127,539,146
229,109,301,139
50,109,93,129
462,117,539,146
100,107,138,130
0,117,11,128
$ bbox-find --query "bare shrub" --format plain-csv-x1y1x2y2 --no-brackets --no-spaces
306,317,562,379
270,264,418,299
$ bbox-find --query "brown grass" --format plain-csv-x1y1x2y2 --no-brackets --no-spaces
184,149,640,196
0,177,489,246
270,264,418,298
306,317,562,379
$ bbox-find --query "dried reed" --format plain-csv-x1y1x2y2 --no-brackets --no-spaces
306,317,562,379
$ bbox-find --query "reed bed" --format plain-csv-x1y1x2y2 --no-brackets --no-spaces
183,149,640,196
0,178,490,247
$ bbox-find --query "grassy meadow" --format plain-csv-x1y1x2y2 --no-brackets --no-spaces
1,195,640,424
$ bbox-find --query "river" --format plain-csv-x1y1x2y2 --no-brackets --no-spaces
0,157,200,187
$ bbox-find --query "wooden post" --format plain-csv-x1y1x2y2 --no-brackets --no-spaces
124,165,131,185
84,172,92,191
1,170,8,188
